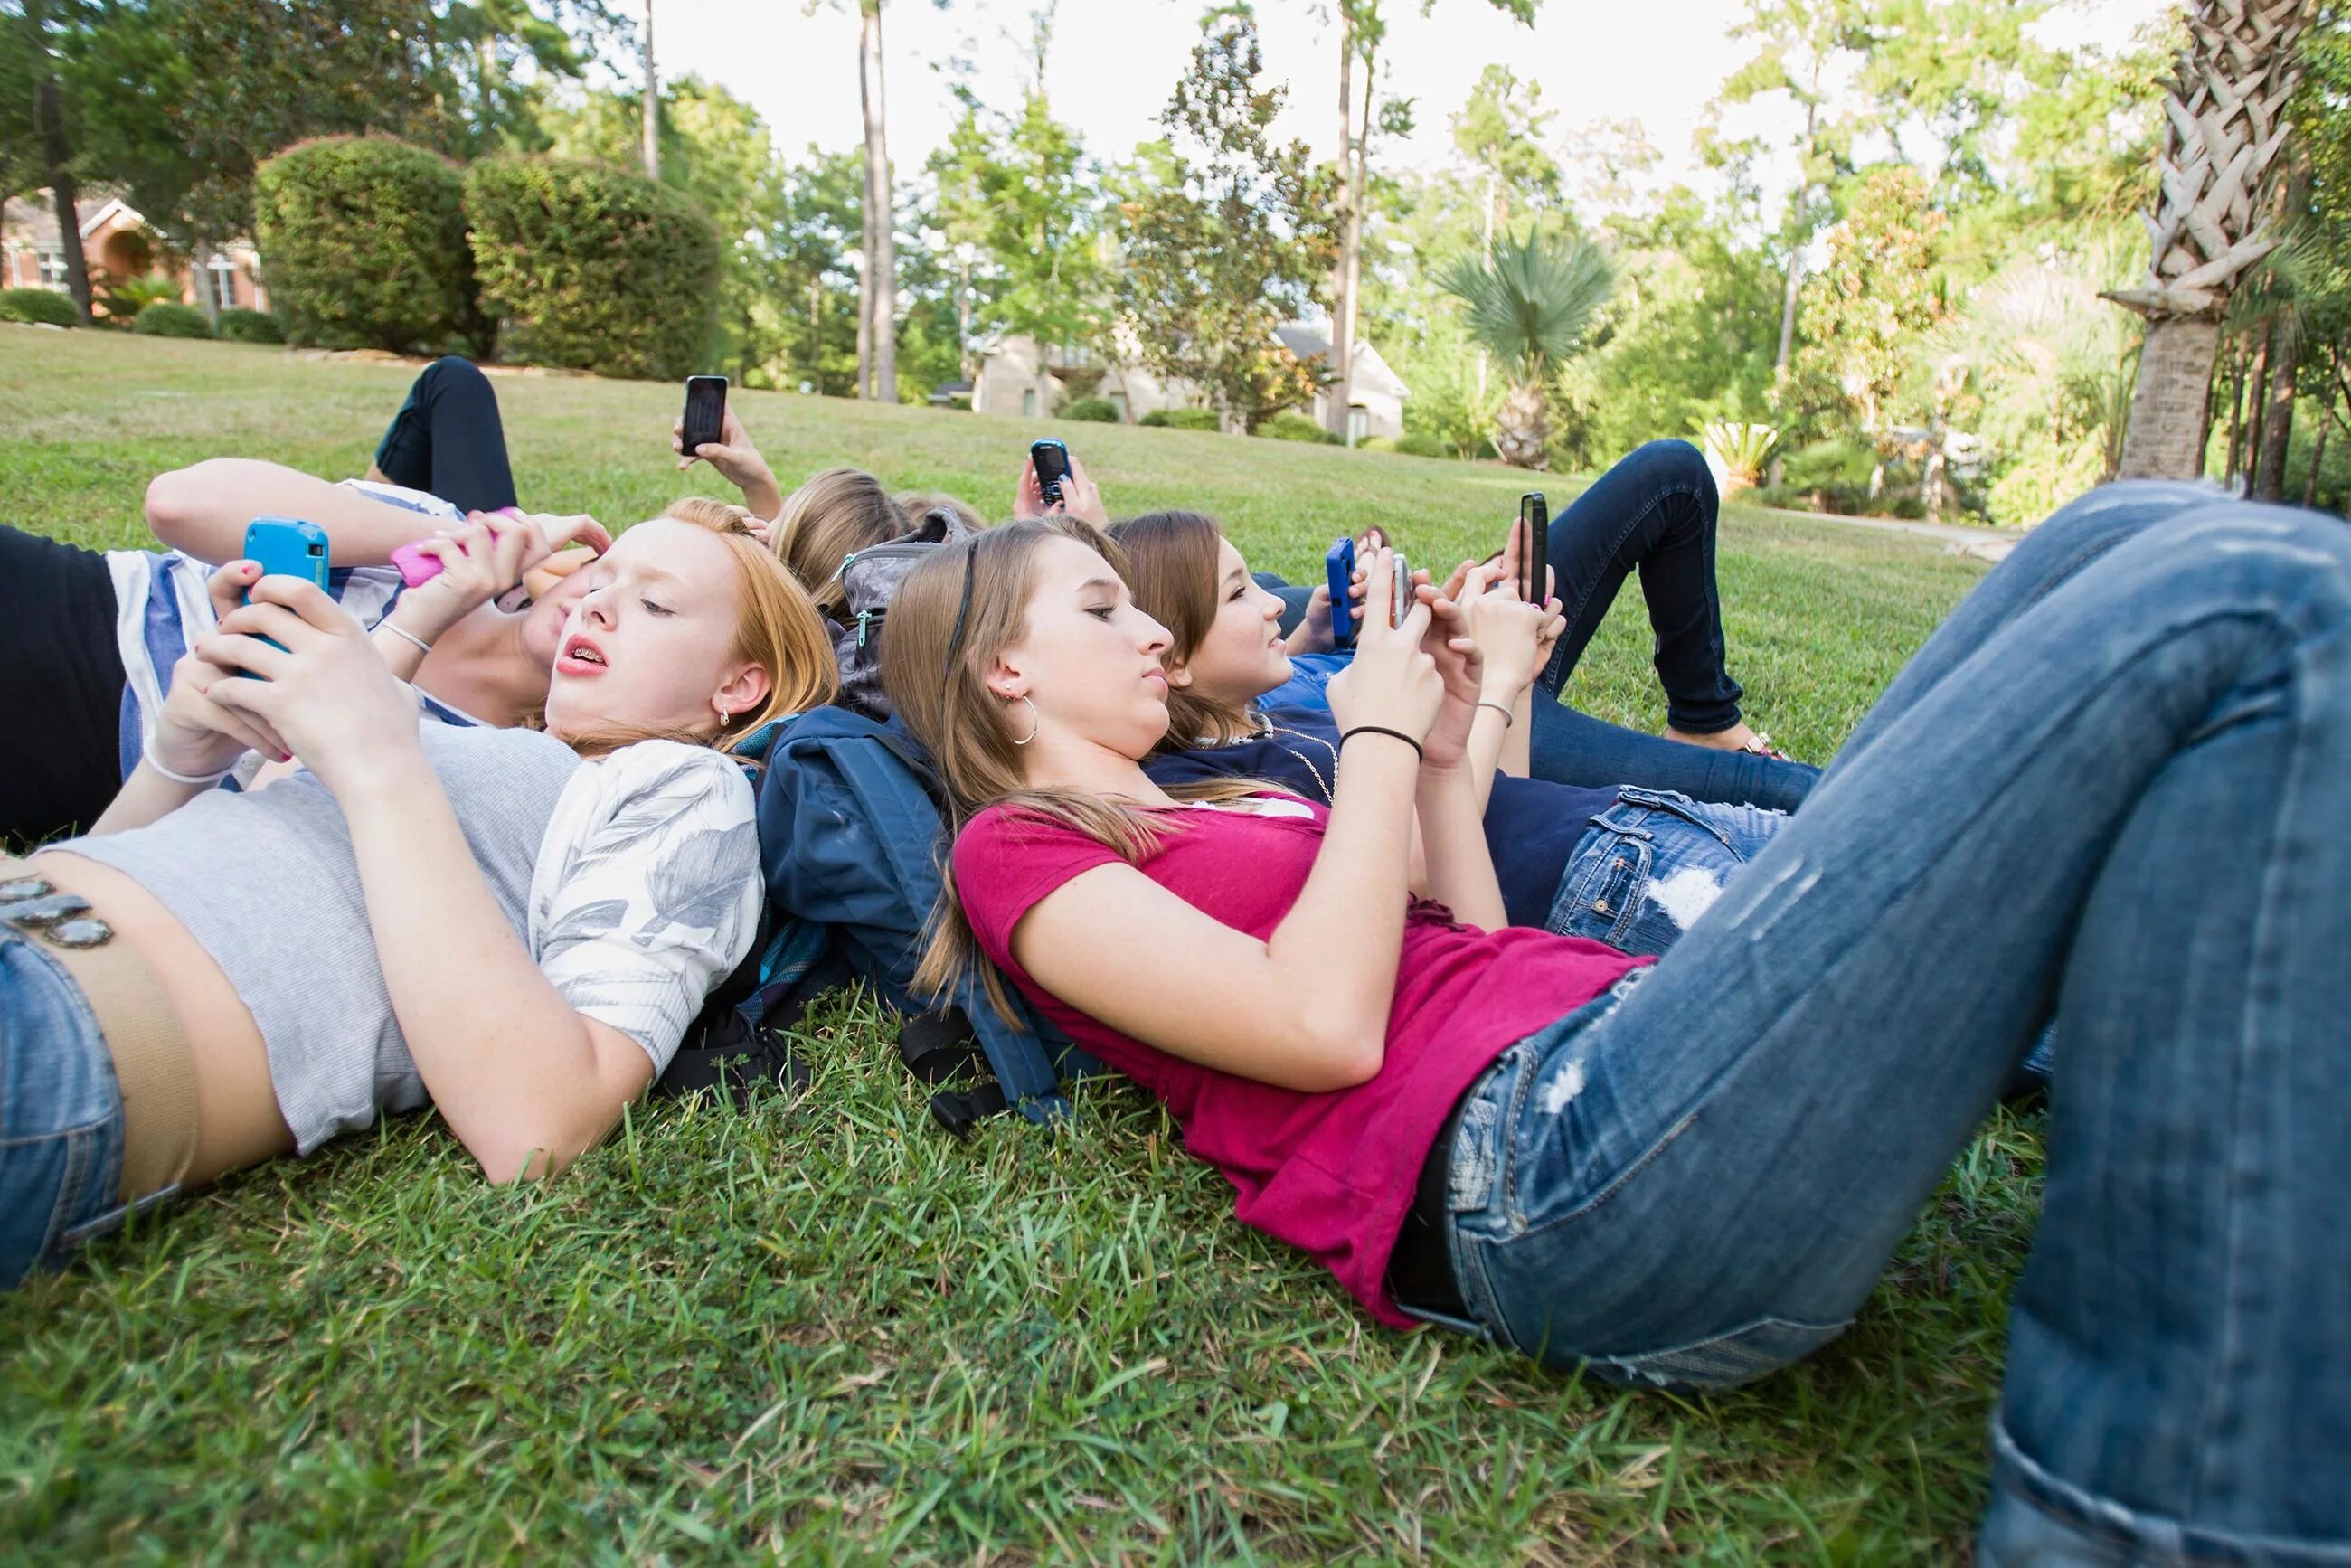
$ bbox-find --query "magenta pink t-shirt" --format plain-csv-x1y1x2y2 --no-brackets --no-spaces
953,798,1643,1328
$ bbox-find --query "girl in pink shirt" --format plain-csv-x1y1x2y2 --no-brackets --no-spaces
879,491,2351,1567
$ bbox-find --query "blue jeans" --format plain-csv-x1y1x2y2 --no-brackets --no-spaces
0,920,130,1288
1432,484,2351,1563
1260,441,1819,814
1544,788,1787,958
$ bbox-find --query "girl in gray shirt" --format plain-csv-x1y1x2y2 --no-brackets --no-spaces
4,499,836,1285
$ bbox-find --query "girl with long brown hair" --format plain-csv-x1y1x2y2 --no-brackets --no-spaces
878,491,2351,1566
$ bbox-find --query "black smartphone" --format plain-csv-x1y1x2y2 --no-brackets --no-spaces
1031,439,1072,508
1518,492,1548,608
683,375,729,454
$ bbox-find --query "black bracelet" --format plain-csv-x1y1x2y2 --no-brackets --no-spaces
1339,725,1425,762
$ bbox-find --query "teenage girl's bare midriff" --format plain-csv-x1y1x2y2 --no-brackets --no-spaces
32,851,295,1185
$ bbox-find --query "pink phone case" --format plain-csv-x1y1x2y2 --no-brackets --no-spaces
388,507,525,587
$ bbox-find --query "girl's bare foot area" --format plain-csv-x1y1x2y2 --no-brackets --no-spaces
1666,721,1790,760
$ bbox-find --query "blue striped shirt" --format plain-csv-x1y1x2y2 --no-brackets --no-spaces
109,479,483,786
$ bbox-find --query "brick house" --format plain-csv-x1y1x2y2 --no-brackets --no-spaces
2,189,268,313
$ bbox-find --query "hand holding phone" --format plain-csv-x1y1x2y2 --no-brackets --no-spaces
683,375,730,457
1030,439,1073,509
237,518,332,675
1391,552,1412,629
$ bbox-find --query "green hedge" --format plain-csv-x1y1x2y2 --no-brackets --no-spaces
1257,411,1331,443
256,137,479,354
0,288,79,326
216,307,285,345
464,157,719,380
1393,431,1449,458
1138,406,1220,431
1061,396,1119,422
133,302,212,338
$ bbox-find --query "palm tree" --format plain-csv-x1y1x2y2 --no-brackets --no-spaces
1439,228,1612,468
2108,0,2311,479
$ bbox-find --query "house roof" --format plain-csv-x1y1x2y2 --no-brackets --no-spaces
1275,322,1409,401
2,189,136,248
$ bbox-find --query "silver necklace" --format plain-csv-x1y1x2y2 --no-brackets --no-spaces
1241,711,1338,803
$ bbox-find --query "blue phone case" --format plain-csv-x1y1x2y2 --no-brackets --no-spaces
238,517,332,675
1325,535,1356,645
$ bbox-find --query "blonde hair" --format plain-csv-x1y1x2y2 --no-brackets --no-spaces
565,498,838,759
879,518,1268,1011
771,467,906,618
1104,510,1258,749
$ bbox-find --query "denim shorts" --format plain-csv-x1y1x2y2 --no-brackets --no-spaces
1543,787,1788,960
0,921,131,1287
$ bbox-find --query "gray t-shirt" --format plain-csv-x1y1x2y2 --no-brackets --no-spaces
66,723,760,1153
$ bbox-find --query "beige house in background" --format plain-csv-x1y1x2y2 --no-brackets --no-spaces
3,189,267,313
970,319,1409,441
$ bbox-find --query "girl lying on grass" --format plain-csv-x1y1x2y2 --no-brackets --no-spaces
1,500,836,1287
0,355,606,846
1110,507,1787,956
880,487,2351,1564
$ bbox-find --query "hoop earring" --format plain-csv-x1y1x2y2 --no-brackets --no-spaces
1010,694,1040,747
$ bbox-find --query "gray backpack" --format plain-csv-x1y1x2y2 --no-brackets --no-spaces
828,505,980,720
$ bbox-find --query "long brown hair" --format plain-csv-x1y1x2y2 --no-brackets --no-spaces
563,498,838,759
1104,509,1257,749
879,518,1267,1009
772,467,905,618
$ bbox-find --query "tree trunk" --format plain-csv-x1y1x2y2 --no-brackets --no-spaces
2105,0,2310,479
857,0,896,404
1326,17,1354,439
2304,387,2329,507
1493,381,1549,469
2255,316,2299,501
2117,315,2224,480
33,73,92,323
2224,332,2251,481
2245,324,2274,492
640,0,660,180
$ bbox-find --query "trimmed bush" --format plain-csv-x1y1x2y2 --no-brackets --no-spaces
1257,411,1328,443
1061,396,1119,422
1358,435,1396,452
256,137,479,354
1393,431,1449,459
465,156,720,380
216,307,285,345
0,288,79,326
133,302,213,338
1138,406,1219,431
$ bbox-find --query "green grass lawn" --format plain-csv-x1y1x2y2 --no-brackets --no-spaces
0,327,2024,1563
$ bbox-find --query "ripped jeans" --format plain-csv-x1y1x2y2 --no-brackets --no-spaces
1543,789,1784,957
1430,485,2351,1565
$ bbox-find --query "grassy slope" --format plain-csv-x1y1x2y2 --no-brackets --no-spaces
0,328,2029,1563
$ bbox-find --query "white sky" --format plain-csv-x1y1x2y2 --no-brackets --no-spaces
644,0,2174,214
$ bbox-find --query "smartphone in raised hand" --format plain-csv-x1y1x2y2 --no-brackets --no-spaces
1391,552,1412,629
1030,439,1073,508
237,517,331,675
683,375,729,455
1518,492,1548,608
1326,535,1357,646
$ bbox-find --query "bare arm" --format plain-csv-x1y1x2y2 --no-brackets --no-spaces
1013,553,1447,1092
203,581,653,1182
146,458,441,565
339,750,655,1181
1014,737,1423,1092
